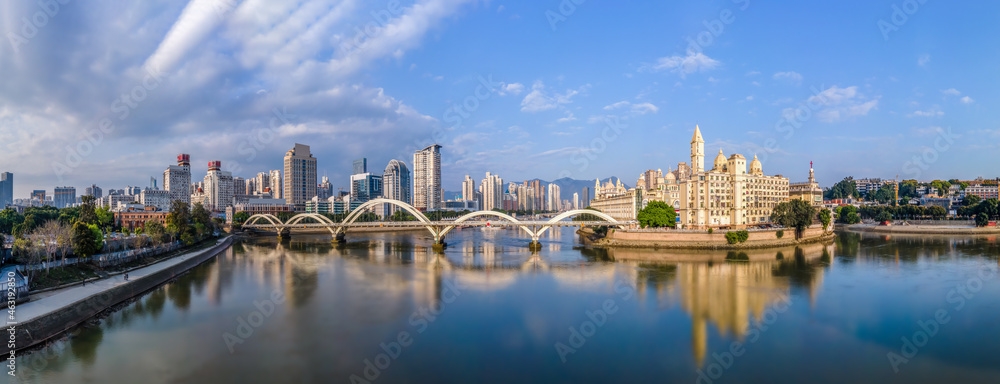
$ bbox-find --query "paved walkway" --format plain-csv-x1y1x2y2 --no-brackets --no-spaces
10,238,229,326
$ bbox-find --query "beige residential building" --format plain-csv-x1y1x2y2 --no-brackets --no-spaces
413,144,442,211
283,143,317,211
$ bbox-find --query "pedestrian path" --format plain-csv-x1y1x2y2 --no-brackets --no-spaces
11,238,229,325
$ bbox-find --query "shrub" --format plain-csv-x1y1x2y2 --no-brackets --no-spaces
725,230,750,244
708,228,714,234
776,230,784,239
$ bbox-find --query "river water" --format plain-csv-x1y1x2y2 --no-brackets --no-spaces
12,228,1000,383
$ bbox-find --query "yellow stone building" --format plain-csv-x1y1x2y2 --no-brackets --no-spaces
789,163,824,206
676,126,789,229
590,178,640,221
590,126,791,226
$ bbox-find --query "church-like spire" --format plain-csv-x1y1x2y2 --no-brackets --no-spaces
692,125,704,143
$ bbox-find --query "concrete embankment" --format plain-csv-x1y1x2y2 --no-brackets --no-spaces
3,236,234,355
580,225,835,250
844,224,1000,235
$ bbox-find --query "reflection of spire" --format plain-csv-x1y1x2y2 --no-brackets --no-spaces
617,243,830,367
692,315,707,367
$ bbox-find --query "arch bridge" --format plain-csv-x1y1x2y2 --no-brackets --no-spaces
242,198,628,249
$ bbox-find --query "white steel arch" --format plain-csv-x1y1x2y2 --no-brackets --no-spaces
534,209,621,237
437,210,536,239
340,198,438,238
245,214,283,228
286,213,337,234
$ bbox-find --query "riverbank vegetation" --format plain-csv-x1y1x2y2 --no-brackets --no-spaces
1,197,220,289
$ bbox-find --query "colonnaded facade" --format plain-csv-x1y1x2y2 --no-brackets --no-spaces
591,126,795,229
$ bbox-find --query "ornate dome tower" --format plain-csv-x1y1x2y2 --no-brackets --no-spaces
749,154,763,176
713,149,727,171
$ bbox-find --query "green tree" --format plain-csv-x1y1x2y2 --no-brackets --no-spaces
977,198,999,219
636,201,677,228
95,206,115,232
79,195,98,225
72,221,102,257
191,202,213,234
166,200,191,236
927,205,947,218
818,209,831,230
930,180,951,196
144,220,166,244
770,200,817,238
0,208,24,234
824,177,858,200
898,181,919,200
58,206,81,225
975,212,989,227
871,186,895,204
837,205,861,224
963,194,982,207
875,211,892,222
232,211,251,226
389,210,415,221
165,223,180,242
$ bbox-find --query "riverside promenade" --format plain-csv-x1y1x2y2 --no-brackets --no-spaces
4,236,234,355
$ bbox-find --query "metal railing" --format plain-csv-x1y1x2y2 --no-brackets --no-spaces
94,241,182,268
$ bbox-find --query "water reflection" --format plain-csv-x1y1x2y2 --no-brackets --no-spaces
608,242,831,366
15,229,1000,384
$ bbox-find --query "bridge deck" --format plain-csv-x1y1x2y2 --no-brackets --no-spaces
244,220,629,229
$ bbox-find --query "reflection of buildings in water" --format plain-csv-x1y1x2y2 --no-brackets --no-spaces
678,262,787,366
547,264,623,292
612,242,831,367
546,226,562,241
841,231,1000,265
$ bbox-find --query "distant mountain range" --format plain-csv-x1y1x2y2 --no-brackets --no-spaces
443,176,629,201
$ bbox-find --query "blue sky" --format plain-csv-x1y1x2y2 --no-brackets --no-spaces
1,0,997,197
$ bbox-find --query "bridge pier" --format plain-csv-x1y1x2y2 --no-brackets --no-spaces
334,232,346,244
432,232,447,251
528,234,542,251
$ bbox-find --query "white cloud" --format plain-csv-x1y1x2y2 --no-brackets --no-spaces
918,54,930,67
603,101,630,110
643,51,720,78
772,71,803,85
745,71,761,76
519,81,582,112
556,112,577,123
602,101,657,114
807,85,879,122
0,0,473,195
908,106,944,117
499,82,524,96
631,102,658,114
528,147,592,158
961,96,975,104
942,88,962,96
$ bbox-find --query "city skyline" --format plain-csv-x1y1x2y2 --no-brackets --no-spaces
1,1,997,198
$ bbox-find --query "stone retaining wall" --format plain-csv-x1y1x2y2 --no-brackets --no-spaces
585,225,834,249
3,237,233,355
